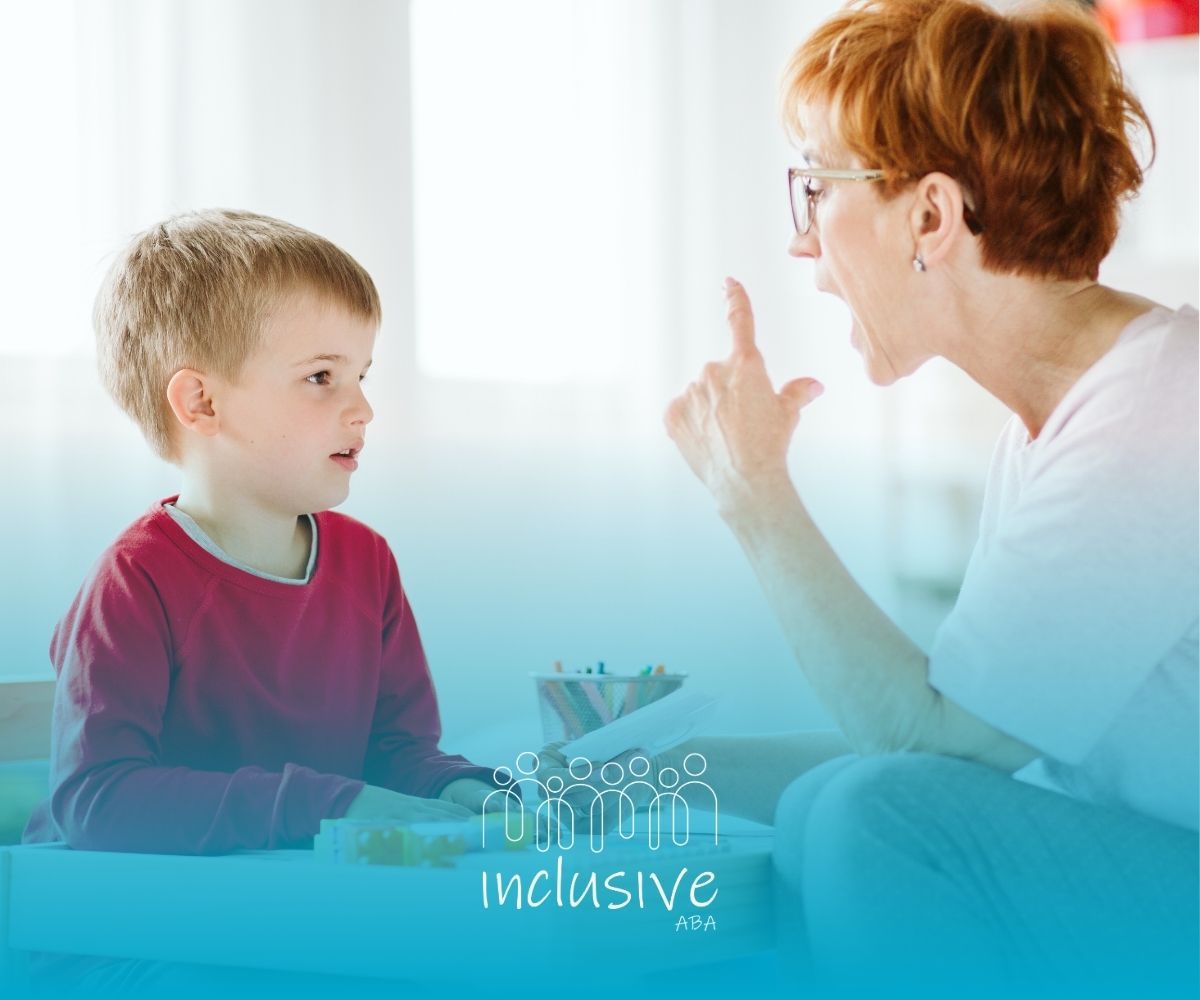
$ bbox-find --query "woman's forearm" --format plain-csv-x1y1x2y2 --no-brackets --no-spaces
719,476,1036,772
719,476,935,753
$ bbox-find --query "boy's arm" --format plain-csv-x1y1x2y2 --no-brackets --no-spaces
46,553,364,854
363,555,502,799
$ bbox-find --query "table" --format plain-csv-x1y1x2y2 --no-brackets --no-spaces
1,821,777,989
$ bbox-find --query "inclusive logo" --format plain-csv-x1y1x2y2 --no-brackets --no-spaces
478,750,722,921
481,750,718,853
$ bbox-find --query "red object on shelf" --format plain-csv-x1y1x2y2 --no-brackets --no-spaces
1095,0,1199,41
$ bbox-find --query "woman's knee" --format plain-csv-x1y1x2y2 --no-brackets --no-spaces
795,753,985,896
772,754,861,891
775,752,994,907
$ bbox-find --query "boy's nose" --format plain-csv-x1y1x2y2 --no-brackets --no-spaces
348,385,374,426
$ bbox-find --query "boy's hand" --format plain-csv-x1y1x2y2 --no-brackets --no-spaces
344,783,473,823
438,777,509,814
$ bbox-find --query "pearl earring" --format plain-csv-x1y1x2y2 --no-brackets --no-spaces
912,253,926,273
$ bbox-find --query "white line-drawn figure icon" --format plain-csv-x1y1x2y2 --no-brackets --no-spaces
536,772,578,851
677,752,718,843
482,750,718,852
652,765,688,847
559,757,607,853
587,759,638,853
620,754,660,845
481,750,545,848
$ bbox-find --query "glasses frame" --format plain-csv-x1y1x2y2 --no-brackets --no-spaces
788,167,886,236
788,166,984,236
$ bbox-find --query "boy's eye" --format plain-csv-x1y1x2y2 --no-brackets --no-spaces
306,371,332,386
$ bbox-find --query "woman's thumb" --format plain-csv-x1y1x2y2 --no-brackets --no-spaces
779,377,825,414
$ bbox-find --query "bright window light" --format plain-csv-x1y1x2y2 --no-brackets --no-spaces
411,0,651,383
0,3,86,356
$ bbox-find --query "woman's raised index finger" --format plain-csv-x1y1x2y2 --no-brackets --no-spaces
723,277,757,356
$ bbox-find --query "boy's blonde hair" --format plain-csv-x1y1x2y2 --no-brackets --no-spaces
94,209,382,462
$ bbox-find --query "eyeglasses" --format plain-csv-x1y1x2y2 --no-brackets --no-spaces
788,167,886,235
787,166,984,236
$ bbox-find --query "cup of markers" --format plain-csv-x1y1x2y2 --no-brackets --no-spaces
533,662,686,742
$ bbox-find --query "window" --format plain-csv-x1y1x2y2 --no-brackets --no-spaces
0,3,87,356
410,0,661,383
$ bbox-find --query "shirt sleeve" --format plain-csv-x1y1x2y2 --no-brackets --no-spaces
363,550,501,798
46,551,364,854
929,331,1199,764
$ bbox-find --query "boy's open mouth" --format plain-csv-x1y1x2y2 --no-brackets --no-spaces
330,442,364,471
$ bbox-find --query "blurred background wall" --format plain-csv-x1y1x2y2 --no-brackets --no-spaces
1,0,1195,764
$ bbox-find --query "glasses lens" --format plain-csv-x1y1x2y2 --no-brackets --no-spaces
790,172,810,234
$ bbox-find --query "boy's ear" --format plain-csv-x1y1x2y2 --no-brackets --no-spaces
165,369,220,438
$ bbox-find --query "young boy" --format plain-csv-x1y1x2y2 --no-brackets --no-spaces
23,209,503,855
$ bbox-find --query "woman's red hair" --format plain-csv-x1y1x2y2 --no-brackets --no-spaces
783,0,1153,281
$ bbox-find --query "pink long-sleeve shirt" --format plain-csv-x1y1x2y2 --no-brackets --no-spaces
23,498,494,854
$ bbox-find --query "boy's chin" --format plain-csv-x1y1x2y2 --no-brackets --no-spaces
312,486,352,513
281,481,351,516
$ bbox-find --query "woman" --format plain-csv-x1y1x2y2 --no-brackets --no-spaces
661,0,1197,990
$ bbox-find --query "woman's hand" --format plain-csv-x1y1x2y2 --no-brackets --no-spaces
343,783,474,823
664,278,823,512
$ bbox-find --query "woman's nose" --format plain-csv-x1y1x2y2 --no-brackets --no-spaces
788,227,819,259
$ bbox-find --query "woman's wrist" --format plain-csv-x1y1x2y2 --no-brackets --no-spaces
715,470,804,533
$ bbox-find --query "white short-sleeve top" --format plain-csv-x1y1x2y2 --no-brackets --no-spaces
929,305,1199,831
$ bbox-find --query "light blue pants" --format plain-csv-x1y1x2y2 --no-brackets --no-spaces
773,753,1199,996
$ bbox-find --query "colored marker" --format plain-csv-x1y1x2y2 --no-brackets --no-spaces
542,680,581,739
580,680,612,726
